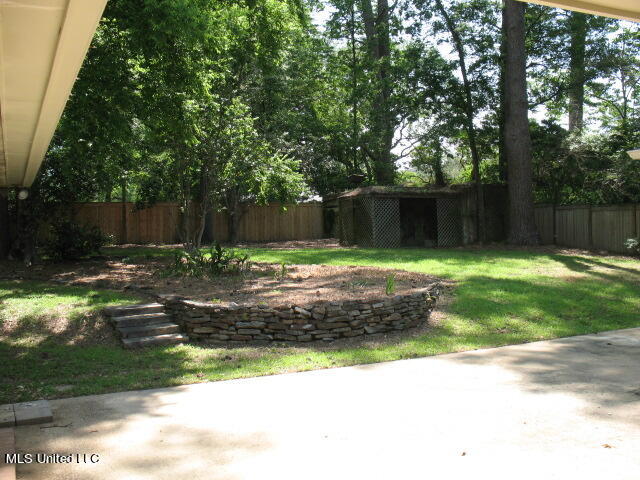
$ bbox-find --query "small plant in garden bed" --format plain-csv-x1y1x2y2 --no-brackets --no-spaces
625,238,640,256
346,279,371,290
385,273,396,295
273,262,288,281
163,243,250,278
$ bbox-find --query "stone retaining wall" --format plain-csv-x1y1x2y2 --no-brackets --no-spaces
159,284,440,344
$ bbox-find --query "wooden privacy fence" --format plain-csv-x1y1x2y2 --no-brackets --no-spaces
72,202,324,244
534,204,640,253
205,203,323,243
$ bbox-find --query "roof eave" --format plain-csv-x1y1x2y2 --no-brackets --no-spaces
518,0,640,23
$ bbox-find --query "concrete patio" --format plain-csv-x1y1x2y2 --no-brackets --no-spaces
12,328,640,479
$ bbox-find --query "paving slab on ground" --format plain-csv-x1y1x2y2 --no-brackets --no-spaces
0,428,16,480
13,401,52,427
0,406,14,429
14,328,640,480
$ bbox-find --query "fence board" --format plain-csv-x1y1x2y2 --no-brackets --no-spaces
555,206,591,249
70,201,640,253
534,205,554,245
591,205,636,253
534,204,639,253
72,202,323,245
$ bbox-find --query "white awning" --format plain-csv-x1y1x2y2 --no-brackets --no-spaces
0,0,108,188
519,0,640,22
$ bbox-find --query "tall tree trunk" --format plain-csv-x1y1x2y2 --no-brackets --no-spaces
120,179,128,244
568,12,587,133
350,1,360,173
193,164,212,250
226,190,244,245
498,4,508,182
227,205,244,245
0,189,10,259
433,152,446,187
360,0,395,185
504,0,539,245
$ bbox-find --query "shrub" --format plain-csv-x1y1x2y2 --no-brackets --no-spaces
43,220,106,260
164,243,250,278
625,238,640,256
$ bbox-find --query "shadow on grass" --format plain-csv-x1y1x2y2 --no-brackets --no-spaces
0,281,138,304
552,253,640,278
0,280,141,333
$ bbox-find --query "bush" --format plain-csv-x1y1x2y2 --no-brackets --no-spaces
164,243,250,278
625,238,640,256
43,220,106,260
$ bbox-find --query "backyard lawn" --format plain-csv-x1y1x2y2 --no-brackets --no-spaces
1,246,639,404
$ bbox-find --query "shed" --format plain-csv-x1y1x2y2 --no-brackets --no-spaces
335,184,507,248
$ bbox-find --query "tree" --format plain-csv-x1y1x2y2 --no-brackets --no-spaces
410,139,449,186
503,0,538,245
590,27,640,135
567,12,587,132
359,0,396,184
12,0,637,260
432,0,486,242
204,100,307,244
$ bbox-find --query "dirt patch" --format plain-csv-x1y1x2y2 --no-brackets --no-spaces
177,263,438,305
0,257,438,306
236,238,344,250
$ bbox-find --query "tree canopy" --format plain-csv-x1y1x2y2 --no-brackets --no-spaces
24,0,640,247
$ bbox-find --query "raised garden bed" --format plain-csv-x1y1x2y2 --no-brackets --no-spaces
157,265,441,344
1,253,441,344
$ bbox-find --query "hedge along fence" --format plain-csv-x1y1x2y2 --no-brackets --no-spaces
534,204,640,253
72,202,324,245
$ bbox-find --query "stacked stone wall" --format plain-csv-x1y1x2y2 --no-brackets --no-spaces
160,284,439,344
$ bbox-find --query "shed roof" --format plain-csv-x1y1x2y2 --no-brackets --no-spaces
337,184,479,199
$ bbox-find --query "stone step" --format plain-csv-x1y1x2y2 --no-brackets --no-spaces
104,303,164,318
118,322,181,339
111,312,173,328
122,333,188,349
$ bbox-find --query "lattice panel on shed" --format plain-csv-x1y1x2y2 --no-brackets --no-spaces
373,197,401,248
354,197,375,247
339,198,355,245
437,198,462,247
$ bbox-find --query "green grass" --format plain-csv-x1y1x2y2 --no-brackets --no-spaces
2,247,639,404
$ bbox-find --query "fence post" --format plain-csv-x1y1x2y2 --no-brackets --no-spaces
552,204,557,245
587,205,593,249
121,202,128,244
